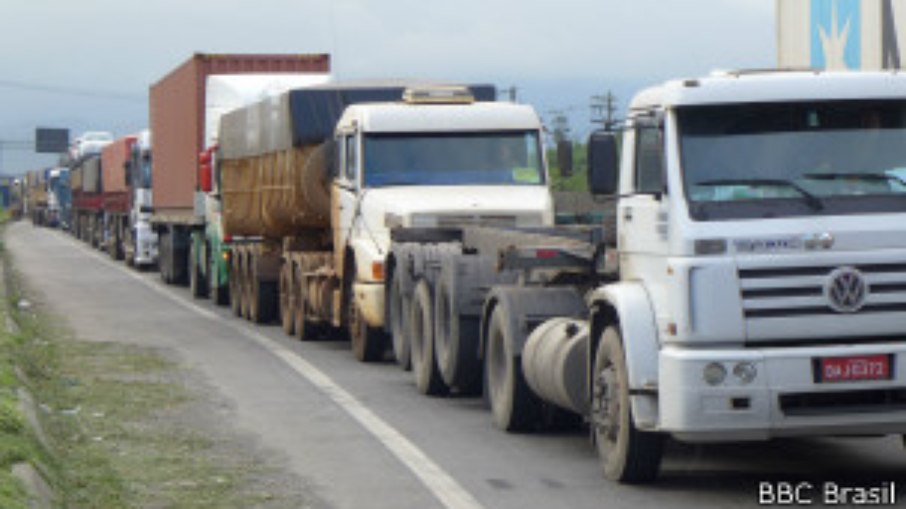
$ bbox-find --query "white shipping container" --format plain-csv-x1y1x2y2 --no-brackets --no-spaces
777,0,906,70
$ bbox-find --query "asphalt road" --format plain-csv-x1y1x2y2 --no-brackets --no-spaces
7,221,906,509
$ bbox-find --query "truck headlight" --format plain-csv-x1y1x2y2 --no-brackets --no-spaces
703,362,727,386
732,362,757,385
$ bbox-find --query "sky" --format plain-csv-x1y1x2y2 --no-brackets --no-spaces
0,0,775,175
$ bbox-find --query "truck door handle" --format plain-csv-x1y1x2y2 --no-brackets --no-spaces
623,208,633,222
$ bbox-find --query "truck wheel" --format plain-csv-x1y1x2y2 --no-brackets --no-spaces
125,229,136,267
409,279,448,395
434,275,481,395
210,253,229,306
389,270,411,370
159,230,172,284
241,258,252,320
347,283,386,362
252,280,277,324
280,264,295,335
294,265,322,341
485,304,541,432
248,253,277,324
593,327,663,483
230,255,242,317
189,242,208,299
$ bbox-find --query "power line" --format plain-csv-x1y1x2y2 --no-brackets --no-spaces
0,79,145,102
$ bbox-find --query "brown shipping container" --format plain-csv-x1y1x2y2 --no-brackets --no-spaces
149,53,330,215
101,135,136,194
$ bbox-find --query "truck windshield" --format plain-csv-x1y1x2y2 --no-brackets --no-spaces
362,131,544,187
678,100,906,221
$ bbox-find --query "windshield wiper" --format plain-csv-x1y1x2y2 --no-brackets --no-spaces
695,178,824,211
802,172,906,186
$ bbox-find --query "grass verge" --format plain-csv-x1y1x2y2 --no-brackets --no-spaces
1,226,305,508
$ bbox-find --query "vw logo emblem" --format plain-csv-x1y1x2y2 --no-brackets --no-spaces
824,267,869,313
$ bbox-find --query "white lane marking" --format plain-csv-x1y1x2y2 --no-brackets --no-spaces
55,229,485,509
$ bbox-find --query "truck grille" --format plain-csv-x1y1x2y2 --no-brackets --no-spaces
739,262,906,319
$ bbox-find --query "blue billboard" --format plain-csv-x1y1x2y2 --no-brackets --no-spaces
811,0,862,69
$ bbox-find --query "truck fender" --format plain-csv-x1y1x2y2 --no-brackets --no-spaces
480,286,586,360
588,282,660,430
348,237,385,283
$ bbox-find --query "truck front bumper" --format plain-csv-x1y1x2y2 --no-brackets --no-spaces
354,281,384,329
658,343,906,442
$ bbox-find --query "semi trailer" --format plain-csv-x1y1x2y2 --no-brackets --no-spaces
100,135,135,260
211,84,554,364
70,155,105,246
149,53,331,285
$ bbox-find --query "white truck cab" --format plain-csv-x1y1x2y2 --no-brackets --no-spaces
334,88,554,329
585,70,906,479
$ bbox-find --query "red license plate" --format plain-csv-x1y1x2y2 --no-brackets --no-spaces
816,354,892,383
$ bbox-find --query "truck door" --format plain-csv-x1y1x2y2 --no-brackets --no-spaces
618,119,671,278
333,131,360,278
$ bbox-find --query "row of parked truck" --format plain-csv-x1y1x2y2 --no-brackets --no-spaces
30,52,906,483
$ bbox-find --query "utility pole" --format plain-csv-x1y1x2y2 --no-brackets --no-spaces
590,91,619,131
546,110,571,144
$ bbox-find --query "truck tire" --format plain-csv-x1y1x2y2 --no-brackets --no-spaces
593,327,663,483
125,229,136,268
248,255,277,324
251,280,277,324
159,230,171,284
434,270,481,395
189,242,208,299
485,303,542,432
241,257,253,320
230,254,242,317
210,252,229,306
347,282,386,362
123,229,137,267
389,269,411,370
294,265,323,341
409,279,448,396
280,264,295,335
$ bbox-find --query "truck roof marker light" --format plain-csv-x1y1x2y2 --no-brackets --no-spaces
402,86,474,104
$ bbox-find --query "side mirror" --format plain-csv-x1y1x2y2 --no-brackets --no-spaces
198,149,213,193
556,140,573,177
587,131,619,195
